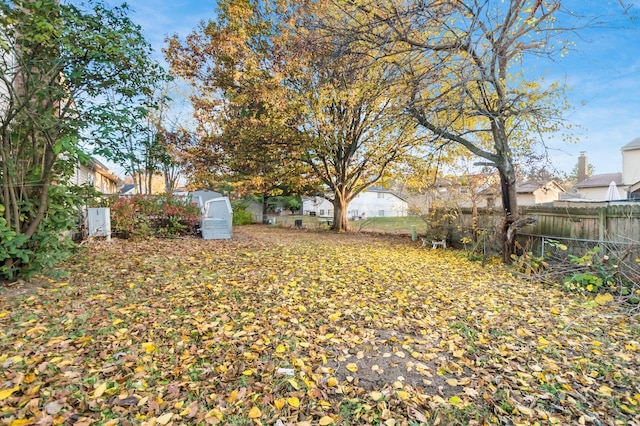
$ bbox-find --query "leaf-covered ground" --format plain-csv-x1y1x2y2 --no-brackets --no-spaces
1,227,639,426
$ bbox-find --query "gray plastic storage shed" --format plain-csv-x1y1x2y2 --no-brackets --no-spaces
202,197,233,240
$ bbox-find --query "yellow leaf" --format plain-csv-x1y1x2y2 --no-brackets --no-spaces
275,344,287,353
242,369,254,376
319,416,335,425
287,396,300,408
248,406,262,418
0,386,18,401
396,390,409,400
369,391,384,401
595,293,613,305
227,389,238,403
448,395,461,404
141,342,156,354
103,421,119,426
112,319,123,326
516,404,534,416
327,377,338,387
328,312,341,321
446,378,458,386
10,420,33,426
346,363,358,373
157,412,173,425
288,378,300,390
274,398,285,410
598,385,613,397
93,382,107,399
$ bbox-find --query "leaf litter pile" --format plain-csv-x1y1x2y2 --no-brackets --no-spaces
1,227,639,425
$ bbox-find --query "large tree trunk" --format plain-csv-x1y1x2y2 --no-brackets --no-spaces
332,189,349,231
262,191,269,223
498,167,518,263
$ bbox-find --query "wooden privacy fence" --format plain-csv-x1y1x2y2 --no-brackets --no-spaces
438,204,640,254
520,205,640,243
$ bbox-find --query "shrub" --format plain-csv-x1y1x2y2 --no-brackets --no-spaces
1,185,81,282
232,200,254,226
108,194,202,239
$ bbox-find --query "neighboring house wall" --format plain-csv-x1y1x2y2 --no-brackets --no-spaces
517,193,536,206
349,190,408,217
303,190,408,218
575,173,624,201
517,181,565,206
622,145,640,189
72,159,120,194
302,196,334,217
578,186,625,201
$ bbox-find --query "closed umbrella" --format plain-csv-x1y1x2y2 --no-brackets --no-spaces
605,181,620,201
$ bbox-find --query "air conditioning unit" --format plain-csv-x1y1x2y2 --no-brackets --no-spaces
87,207,111,240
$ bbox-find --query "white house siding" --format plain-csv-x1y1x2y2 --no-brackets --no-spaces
302,196,334,217
623,148,640,188
577,186,625,201
303,191,408,218
348,191,408,218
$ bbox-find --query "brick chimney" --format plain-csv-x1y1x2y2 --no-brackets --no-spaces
577,151,588,183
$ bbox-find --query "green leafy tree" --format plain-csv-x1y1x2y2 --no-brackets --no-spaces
0,0,165,281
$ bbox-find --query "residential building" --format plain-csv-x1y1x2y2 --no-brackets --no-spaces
70,157,121,194
574,142,640,201
302,188,408,218
516,180,566,206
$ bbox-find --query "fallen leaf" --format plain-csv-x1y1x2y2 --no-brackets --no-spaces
248,406,261,418
287,396,300,408
93,383,107,399
319,416,334,425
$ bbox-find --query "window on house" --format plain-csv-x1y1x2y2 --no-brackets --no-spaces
328,209,333,216
378,210,385,217
377,192,384,199
320,209,325,216
459,187,468,194
438,187,447,193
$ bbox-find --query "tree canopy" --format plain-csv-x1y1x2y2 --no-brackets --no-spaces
0,0,166,280
317,0,571,259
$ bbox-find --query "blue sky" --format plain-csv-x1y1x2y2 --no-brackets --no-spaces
106,0,640,178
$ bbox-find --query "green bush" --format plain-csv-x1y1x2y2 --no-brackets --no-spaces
232,200,254,226
0,185,81,282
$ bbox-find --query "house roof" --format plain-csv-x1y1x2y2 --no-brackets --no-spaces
366,186,408,202
516,180,565,194
621,137,640,152
575,172,623,188
118,184,135,194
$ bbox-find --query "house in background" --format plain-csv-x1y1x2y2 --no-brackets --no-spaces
303,187,408,218
573,140,640,201
516,180,566,206
302,196,334,217
71,157,121,194
574,172,624,200
348,187,408,218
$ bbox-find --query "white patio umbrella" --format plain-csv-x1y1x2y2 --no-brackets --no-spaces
605,181,620,201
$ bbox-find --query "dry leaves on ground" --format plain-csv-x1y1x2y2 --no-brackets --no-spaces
0,227,639,425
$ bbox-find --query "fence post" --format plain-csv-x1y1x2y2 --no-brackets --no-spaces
598,207,607,242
